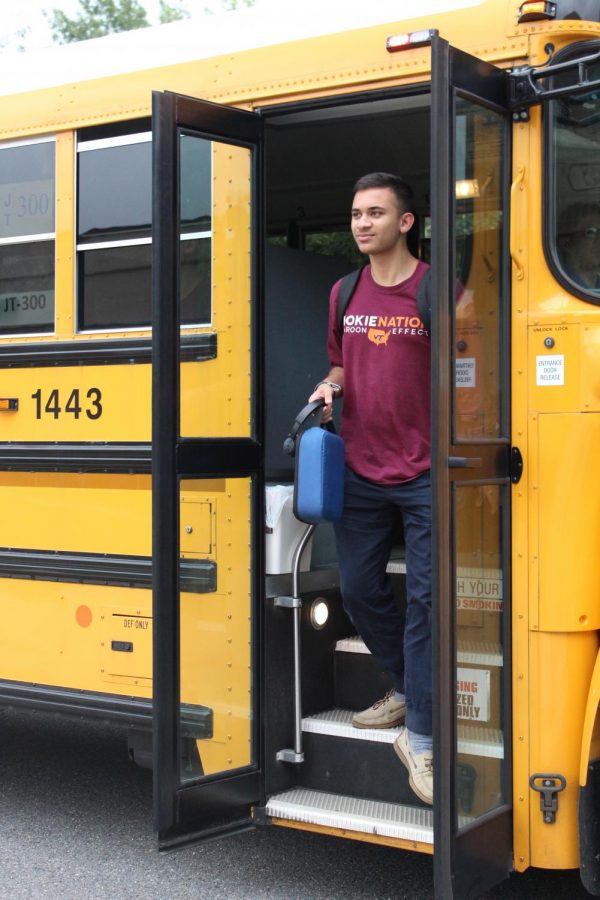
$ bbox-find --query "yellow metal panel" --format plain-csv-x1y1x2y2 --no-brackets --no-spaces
179,496,214,557
529,631,597,870
179,478,252,776
0,578,152,695
528,324,580,414
0,364,150,441
0,358,229,442
101,610,152,682
180,143,252,438
537,414,600,633
0,472,150,556
510,119,532,874
581,324,600,413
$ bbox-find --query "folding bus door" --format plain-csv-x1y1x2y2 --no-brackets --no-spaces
430,36,513,899
152,91,264,847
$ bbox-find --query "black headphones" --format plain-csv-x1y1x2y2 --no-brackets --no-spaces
283,399,325,457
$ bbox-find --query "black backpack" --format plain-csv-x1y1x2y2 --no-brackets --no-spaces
336,265,431,333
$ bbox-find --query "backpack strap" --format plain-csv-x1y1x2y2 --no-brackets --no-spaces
416,267,431,332
338,265,432,334
336,267,364,331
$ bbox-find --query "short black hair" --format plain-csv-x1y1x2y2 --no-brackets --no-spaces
353,172,416,216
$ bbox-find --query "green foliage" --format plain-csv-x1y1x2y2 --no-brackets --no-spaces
0,26,31,52
47,0,149,43
46,0,255,43
159,0,190,23
204,0,255,12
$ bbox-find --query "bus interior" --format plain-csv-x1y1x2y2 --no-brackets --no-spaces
261,92,438,821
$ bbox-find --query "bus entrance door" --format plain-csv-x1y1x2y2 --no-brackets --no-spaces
151,91,264,848
430,37,513,898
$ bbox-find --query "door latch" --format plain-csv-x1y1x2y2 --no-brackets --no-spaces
510,446,524,484
529,773,566,823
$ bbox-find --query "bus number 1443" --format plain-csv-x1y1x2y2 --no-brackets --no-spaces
31,388,102,420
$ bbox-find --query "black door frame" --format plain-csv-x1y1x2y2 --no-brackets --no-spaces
151,90,265,848
430,34,513,899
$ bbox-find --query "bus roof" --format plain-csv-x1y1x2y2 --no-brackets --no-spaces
0,0,484,97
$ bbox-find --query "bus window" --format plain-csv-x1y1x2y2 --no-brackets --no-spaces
0,137,55,335
76,126,211,331
547,42,600,302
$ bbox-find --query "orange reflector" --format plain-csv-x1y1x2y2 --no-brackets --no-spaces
518,1,556,22
386,29,435,53
0,398,18,411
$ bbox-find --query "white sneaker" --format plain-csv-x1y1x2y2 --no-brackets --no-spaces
351,690,406,729
393,726,433,805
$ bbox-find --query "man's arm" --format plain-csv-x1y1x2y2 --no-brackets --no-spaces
308,365,344,423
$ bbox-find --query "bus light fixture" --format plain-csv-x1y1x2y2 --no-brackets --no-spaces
456,179,480,199
518,1,556,22
0,399,18,411
310,597,330,630
386,29,436,53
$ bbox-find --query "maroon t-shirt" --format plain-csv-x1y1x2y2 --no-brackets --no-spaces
327,262,431,485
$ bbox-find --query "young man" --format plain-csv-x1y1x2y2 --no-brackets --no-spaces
309,172,433,805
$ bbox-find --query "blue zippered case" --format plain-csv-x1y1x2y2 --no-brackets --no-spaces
293,424,345,524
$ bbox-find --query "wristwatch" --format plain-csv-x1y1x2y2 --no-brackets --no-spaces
315,381,342,395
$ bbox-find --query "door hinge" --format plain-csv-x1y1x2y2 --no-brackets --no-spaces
530,773,567,823
510,446,524,484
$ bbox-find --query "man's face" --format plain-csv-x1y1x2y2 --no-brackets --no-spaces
351,187,413,256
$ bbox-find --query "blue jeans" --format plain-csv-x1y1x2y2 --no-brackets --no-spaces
334,467,432,735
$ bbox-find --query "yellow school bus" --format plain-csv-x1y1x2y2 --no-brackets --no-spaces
1,0,599,895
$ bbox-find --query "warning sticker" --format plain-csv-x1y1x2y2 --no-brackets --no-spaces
457,568,503,611
456,357,476,388
457,667,490,722
536,354,564,386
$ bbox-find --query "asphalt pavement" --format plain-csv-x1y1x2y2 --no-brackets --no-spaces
0,707,591,899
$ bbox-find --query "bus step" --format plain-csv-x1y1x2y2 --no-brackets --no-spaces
266,787,433,846
333,636,503,710
303,708,400,744
333,639,393,710
299,710,416,805
303,708,504,759
336,635,503,667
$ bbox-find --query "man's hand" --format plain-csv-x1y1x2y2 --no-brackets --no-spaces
309,383,335,423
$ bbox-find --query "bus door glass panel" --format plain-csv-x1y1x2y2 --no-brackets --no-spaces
179,476,253,784
454,483,506,820
179,134,251,439
453,100,508,823
177,134,254,783
153,90,262,845
431,35,511,896
455,101,503,441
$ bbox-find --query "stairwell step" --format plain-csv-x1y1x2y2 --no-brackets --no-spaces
335,636,503,667
266,787,433,844
303,708,400,744
303,709,504,759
